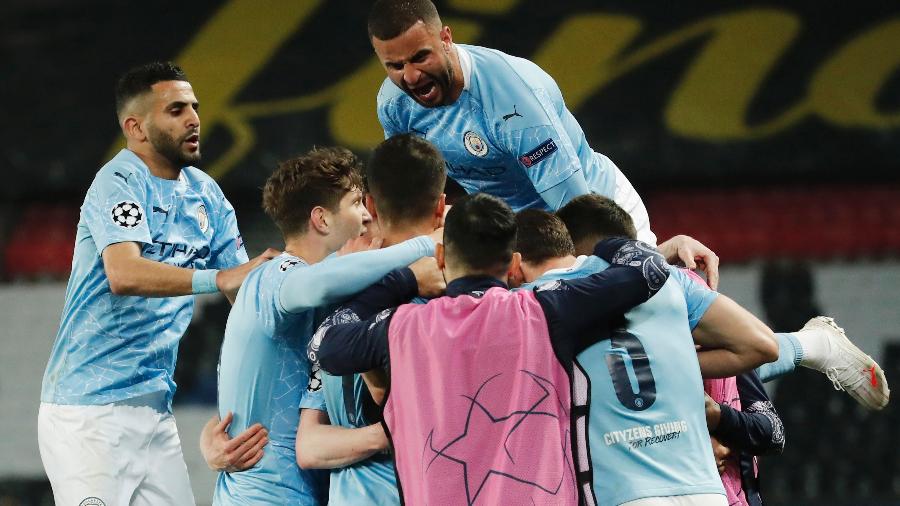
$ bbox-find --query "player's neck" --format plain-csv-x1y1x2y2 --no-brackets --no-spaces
523,255,577,283
283,234,332,265
446,44,465,104
128,145,180,180
380,220,437,247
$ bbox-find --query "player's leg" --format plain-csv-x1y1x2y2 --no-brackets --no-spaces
131,411,197,506
612,165,657,246
38,402,146,506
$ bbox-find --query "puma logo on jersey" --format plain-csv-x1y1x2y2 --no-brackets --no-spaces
502,105,523,121
152,206,170,218
113,171,132,183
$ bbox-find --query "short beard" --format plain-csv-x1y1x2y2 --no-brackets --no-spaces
146,122,200,168
403,52,455,107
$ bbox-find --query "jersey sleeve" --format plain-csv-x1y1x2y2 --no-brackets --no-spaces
713,372,785,455
377,83,402,139
83,167,152,253
493,82,587,200
207,188,249,269
669,267,719,330
313,307,395,376
299,376,327,412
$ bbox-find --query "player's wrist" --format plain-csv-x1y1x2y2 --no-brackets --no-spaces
192,269,221,294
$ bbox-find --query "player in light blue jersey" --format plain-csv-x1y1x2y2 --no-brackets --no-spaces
294,135,446,506
37,62,277,506
206,147,440,505
558,194,889,410
368,0,655,246
511,208,778,505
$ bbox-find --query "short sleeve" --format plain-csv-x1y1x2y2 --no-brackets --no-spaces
84,167,152,254
300,367,327,412
377,83,401,139
206,187,248,269
669,266,719,330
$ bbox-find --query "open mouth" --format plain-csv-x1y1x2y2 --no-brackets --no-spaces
184,133,200,150
411,81,438,103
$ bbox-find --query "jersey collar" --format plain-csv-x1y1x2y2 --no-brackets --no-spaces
456,44,473,91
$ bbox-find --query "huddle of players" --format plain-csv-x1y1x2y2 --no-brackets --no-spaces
37,0,890,505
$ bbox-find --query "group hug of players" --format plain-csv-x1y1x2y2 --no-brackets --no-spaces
37,1,890,505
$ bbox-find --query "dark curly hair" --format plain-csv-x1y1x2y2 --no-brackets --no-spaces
262,147,364,237
115,61,188,117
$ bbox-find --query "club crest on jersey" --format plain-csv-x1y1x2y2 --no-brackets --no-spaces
79,498,105,506
197,205,209,233
463,131,489,157
519,138,558,168
110,201,144,228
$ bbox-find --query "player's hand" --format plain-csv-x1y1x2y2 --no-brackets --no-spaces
217,248,281,298
337,233,384,256
657,235,719,290
704,393,722,430
710,435,732,475
409,256,445,298
200,412,269,473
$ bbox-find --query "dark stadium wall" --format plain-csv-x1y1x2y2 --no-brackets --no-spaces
3,0,899,203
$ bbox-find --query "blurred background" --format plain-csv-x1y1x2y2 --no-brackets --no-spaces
1,0,899,504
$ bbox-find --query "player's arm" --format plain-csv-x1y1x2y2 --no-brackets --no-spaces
295,409,389,469
198,412,269,472
279,235,436,312
535,238,668,350
692,295,779,378
657,235,720,290
707,372,785,455
102,242,277,300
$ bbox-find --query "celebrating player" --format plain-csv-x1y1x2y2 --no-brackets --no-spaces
38,62,277,506
557,194,890,410
210,147,439,505
512,207,779,505
312,193,700,504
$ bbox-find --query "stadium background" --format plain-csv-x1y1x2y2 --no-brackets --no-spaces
1,0,899,504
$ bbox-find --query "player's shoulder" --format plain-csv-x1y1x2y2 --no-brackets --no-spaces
94,149,150,187
466,44,555,90
376,77,407,110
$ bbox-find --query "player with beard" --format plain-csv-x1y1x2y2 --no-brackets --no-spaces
38,61,277,506
369,0,657,248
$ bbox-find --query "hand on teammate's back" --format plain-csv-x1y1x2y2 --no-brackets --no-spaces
657,235,720,290
200,411,269,473
409,256,445,298
216,248,281,299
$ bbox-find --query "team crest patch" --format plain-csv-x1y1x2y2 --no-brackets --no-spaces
519,138,558,168
110,201,144,228
197,204,209,233
463,131,488,157
79,498,105,506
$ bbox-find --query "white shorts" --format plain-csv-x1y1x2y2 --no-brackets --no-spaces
38,394,196,506
613,165,657,246
621,494,728,506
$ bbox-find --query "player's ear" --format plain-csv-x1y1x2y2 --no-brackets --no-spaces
440,25,452,48
310,206,329,235
433,194,446,228
507,252,523,287
365,194,378,221
122,115,146,142
435,243,445,270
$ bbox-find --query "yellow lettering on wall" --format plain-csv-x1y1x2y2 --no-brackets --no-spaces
810,18,900,128
534,10,808,140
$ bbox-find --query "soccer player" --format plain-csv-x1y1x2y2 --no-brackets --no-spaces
313,193,759,505
37,62,278,506
557,194,890,410
511,208,779,505
296,134,446,506
369,0,673,251
211,147,440,505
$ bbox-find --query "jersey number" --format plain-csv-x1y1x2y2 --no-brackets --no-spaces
605,330,657,411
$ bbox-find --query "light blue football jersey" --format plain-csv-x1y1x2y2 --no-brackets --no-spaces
217,238,435,505
319,295,429,506
522,257,724,505
41,149,247,409
215,254,328,506
377,44,620,212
